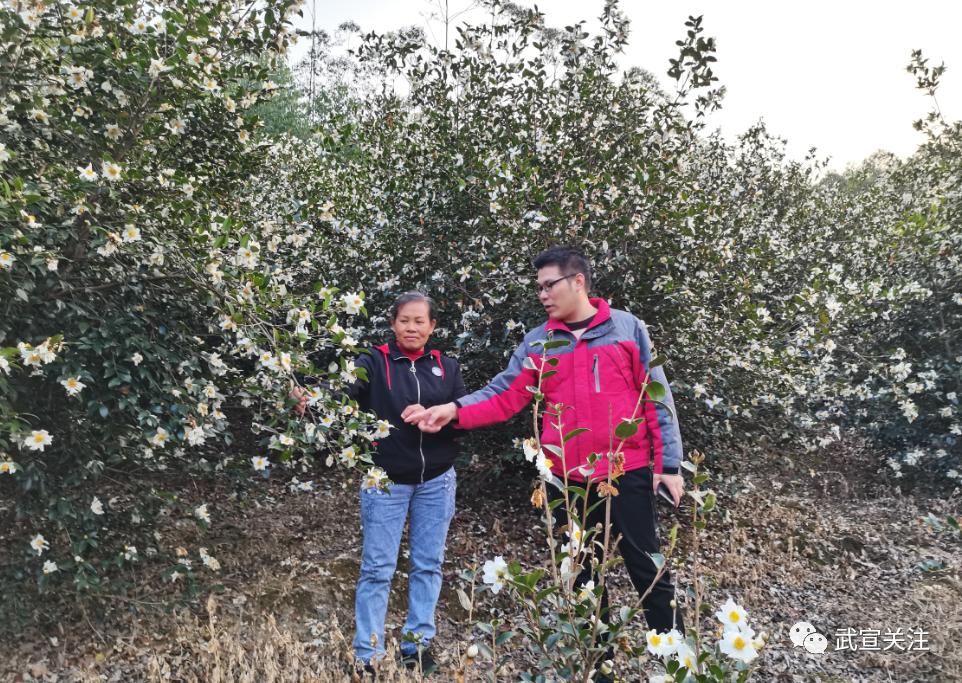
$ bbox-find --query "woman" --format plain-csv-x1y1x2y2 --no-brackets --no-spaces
319,291,466,673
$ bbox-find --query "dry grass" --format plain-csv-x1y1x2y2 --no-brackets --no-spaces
143,595,458,683
7,437,962,682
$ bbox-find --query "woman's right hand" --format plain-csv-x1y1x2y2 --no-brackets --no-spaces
290,386,309,416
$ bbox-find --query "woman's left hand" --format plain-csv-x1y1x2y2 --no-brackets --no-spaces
400,404,425,422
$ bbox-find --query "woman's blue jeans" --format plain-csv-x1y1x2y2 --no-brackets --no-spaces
353,467,457,663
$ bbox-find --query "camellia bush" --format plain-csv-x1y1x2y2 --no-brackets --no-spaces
0,0,387,612
276,0,960,480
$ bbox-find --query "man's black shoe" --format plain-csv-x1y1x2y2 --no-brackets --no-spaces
400,648,438,673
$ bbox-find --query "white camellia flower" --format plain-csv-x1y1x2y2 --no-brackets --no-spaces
150,427,169,448
101,161,122,181
342,292,364,315
0,460,18,474
60,377,85,396
662,629,683,652
30,534,50,556
482,555,509,594
77,163,98,181
90,497,104,515
522,437,539,462
184,425,206,446
124,545,138,561
42,560,59,575
535,451,552,479
24,430,53,451
719,628,758,663
0,251,15,269
576,579,596,603
235,244,259,269
715,597,749,631
363,467,388,490
674,642,697,671
122,225,141,242
127,17,149,34
645,629,677,657
899,399,918,423
131,352,144,366
251,455,269,471
340,446,357,467
374,420,392,439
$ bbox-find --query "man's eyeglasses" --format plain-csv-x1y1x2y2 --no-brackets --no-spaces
536,273,577,294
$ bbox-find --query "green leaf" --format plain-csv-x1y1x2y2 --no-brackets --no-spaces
614,419,639,439
562,428,589,443
645,380,667,402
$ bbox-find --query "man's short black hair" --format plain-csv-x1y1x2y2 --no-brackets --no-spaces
533,246,592,291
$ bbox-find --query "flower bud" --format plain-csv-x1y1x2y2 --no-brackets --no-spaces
466,644,479,659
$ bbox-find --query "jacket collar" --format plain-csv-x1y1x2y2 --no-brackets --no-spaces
544,297,611,334
381,339,435,362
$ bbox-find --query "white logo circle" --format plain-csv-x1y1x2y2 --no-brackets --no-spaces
803,632,828,654
432,366,443,376
790,622,817,647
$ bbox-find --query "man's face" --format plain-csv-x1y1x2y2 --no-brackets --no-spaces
536,265,583,320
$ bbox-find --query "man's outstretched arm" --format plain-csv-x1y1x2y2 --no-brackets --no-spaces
405,340,538,432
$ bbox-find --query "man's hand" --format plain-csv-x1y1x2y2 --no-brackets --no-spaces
290,386,309,416
653,472,684,507
404,402,458,433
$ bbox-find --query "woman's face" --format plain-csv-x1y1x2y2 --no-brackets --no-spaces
390,301,437,353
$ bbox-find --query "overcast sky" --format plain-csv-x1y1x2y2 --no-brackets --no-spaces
292,1,961,170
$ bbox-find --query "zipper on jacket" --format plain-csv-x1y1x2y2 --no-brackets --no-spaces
592,353,601,392
410,360,426,482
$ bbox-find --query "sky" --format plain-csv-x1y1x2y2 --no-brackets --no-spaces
291,0,962,171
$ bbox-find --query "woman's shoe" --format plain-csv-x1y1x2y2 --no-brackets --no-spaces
400,648,438,674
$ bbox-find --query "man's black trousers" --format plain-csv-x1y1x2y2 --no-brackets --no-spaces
548,466,683,633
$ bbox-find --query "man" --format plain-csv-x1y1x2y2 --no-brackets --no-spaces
403,246,685,642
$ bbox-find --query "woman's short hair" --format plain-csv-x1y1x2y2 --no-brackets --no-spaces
389,291,437,321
